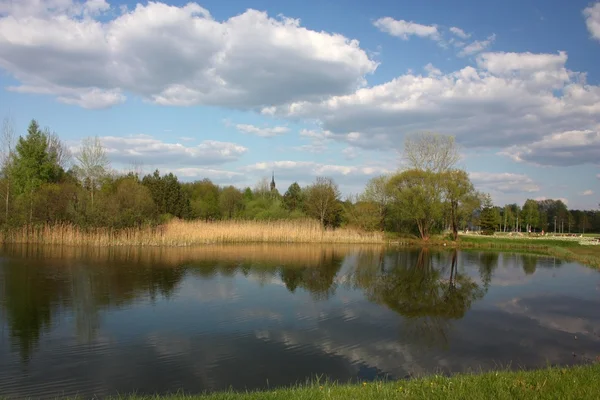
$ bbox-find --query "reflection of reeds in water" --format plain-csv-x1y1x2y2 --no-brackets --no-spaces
2,243,384,269
0,220,384,246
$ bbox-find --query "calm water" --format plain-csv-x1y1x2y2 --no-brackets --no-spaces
0,244,599,398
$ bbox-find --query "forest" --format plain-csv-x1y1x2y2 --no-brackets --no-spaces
1,117,599,238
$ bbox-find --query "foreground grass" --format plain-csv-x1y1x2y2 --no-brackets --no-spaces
0,219,385,246
114,364,600,400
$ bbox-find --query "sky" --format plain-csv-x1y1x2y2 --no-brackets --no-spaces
0,0,599,209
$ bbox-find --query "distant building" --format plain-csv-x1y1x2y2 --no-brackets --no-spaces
270,171,276,192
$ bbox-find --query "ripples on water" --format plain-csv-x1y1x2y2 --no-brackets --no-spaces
0,244,599,398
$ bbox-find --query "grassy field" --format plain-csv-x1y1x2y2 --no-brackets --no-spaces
113,364,600,400
0,219,385,246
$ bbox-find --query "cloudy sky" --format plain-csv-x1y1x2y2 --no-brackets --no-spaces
0,0,599,209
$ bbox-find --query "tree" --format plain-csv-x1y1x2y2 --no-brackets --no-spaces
73,136,109,211
1,114,15,223
45,128,71,170
142,170,190,219
387,169,444,240
479,194,496,235
283,182,303,211
361,175,391,231
521,199,539,233
443,169,478,240
403,132,460,173
304,177,342,227
11,120,62,222
219,186,243,219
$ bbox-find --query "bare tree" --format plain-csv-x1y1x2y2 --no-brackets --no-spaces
44,128,72,170
403,132,460,173
73,136,110,209
1,114,15,222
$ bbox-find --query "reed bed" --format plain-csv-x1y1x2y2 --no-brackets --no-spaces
0,219,385,247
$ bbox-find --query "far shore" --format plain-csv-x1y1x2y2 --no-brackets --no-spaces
1,220,599,270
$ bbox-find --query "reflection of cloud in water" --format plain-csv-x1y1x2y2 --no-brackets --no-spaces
500,296,600,340
177,276,240,303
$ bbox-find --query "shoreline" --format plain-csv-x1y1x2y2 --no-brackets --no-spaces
107,363,600,399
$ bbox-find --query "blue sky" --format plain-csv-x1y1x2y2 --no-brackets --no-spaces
0,0,599,209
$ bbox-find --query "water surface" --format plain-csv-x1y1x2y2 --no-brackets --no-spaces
0,244,599,398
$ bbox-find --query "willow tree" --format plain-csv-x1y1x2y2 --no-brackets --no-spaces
387,169,444,240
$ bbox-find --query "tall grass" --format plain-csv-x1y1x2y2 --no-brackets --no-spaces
0,219,385,247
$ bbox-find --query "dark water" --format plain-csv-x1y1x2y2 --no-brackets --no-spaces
0,245,599,399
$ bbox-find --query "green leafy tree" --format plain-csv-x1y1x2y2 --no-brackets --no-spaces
142,170,190,219
219,186,244,219
361,175,391,231
283,182,303,212
479,194,496,235
442,169,478,240
387,169,444,240
521,199,540,233
11,120,62,222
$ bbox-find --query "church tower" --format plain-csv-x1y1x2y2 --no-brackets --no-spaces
270,171,276,192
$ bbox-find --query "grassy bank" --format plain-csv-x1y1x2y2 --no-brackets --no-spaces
0,219,385,246
113,363,600,400
457,234,600,269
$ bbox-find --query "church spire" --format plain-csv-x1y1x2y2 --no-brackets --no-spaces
270,171,276,191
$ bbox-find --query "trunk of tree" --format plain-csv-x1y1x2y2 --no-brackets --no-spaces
4,179,8,223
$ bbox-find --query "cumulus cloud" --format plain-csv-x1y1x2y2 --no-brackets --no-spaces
584,2,600,42
469,172,541,194
266,50,600,167
580,190,594,196
501,128,600,166
0,0,377,109
373,17,440,41
74,135,248,166
235,124,289,137
449,26,470,39
458,34,496,57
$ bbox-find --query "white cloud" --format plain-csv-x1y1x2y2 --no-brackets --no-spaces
469,172,541,194
342,147,359,160
458,34,496,57
580,190,594,196
584,2,600,42
0,1,377,109
449,26,470,39
424,63,442,76
266,50,600,167
235,124,289,137
74,134,247,166
501,128,600,166
373,17,440,41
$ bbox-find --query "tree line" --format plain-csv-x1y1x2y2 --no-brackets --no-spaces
1,117,598,236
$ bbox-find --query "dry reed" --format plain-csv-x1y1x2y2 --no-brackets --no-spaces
0,219,385,247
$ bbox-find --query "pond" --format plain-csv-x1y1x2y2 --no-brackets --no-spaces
0,244,599,398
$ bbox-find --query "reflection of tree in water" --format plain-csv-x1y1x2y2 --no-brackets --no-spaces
0,249,187,362
278,253,344,300
477,252,499,289
356,249,486,349
521,255,538,275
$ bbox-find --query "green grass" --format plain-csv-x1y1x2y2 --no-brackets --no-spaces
455,235,600,269
112,363,600,400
